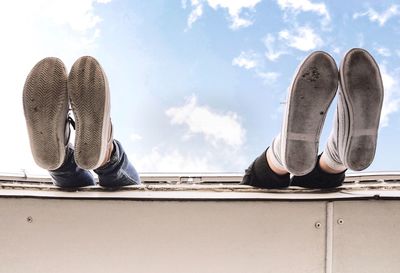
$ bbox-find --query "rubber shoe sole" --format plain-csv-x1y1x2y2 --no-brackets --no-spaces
339,48,384,171
68,56,111,170
23,57,69,170
282,51,338,175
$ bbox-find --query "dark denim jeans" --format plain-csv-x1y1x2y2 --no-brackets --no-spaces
50,140,141,188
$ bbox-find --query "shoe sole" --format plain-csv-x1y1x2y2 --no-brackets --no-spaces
282,51,338,175
23,57,69,170
68,56,110,170
340,48,384,171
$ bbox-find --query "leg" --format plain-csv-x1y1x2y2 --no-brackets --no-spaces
68,56,141,187
242,51,338,188
279,51,338,175
323,48,384,171
292,48,384,188
94,140,141,187
49,144,95,188
23,57,94,187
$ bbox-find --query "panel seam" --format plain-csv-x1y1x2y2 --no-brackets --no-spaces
325,201,334,273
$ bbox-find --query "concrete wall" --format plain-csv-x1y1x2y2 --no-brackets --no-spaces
0,198,399,273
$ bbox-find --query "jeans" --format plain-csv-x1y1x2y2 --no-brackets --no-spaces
49,140,141,188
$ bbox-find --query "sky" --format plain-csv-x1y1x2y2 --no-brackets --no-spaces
1,0,400,175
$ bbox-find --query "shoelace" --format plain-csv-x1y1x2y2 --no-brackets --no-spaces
67,114,76,130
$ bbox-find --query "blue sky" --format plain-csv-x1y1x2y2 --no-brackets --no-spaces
1,0,400,174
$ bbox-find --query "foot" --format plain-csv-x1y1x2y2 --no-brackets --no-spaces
338,48,384,171
23,57,69,170
68,56,113,170
266,148,288,175
281,51,338,175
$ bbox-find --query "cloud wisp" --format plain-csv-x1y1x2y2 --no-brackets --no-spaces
279,26,323,51
375,47,392,57
277,0,330,26
232,49,281,85
353,5,400,26
232,51,259,69
183,0,262,30
256,71,280,83
380,65,400,127
130,147,218,172
263,34,288,61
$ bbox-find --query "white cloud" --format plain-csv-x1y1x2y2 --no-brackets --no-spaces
186,0,204,29
263,34,287,61
353,5,400,26
130,133,143,142
129,143,249,172
130,147,218,172
279,26,323,51
332,46,341,55
232,51,259,69
0,0,111,173
277,0,330,25
166,95,246,148
232,50,281,86
39,0,107,32
380,65,400,127
375,47,391,57
256,71,280,83
184,0,262,30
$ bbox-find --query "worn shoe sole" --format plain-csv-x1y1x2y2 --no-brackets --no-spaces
282,51,338,175
23,57,69,170
68,56,111,170
339,48,384,171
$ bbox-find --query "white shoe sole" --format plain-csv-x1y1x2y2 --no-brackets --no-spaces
23,57,69,170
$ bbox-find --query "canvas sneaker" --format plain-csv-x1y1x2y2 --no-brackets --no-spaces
23,57,70,170
269,51,339,176
322,48,384,171
68,56,114,170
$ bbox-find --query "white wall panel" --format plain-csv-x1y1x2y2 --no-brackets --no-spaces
332,200,400,273
0,199,326,273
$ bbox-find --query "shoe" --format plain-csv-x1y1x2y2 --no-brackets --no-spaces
68,56,113,170
324,48,384,171
279,51,338,175
23,57,69,170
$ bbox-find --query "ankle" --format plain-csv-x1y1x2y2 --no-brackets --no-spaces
99,141,114,168
319,153,346,174
266,148,289,175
